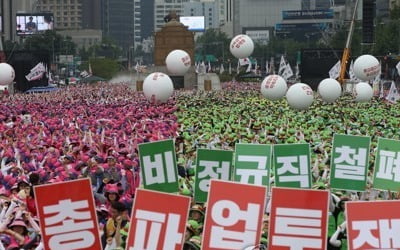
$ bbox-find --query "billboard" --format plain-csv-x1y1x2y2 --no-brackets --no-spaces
179,16,205,32
16,13,54,35
275,22,329,32
282,9,334,20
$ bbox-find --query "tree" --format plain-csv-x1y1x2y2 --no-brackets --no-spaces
23,30,77,60
80,58,120,80
195,29,232,62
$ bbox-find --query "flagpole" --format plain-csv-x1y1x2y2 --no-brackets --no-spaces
338,0,360,84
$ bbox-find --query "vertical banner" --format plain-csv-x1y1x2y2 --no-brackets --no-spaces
346,200,400,249
138,139,179,193
269,187,329,250
234,143,272,186
373,138,400,191
34,179,101,250
126,189,191,250
194,149,233,203
273,144,312,188
330,134,371,191
202,180,267,250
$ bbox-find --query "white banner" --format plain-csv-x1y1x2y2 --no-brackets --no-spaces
282,63,294,80
25,62,46,81
278,55,286,75
239,58,250,66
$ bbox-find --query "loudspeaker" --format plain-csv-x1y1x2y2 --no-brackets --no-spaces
362,0,375,44
6,50,50,92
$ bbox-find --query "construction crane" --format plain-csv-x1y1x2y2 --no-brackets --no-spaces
338,0,360,84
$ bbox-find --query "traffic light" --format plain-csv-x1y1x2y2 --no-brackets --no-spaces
362,0,375,44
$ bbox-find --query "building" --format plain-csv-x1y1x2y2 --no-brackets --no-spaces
183,1,220,30
1,0,36,41
154,0,190,31
302,0,332,10
58,29,102,49
35,0,83,30
133,0,154,44
82,0,102,29
220,0,234,37
233,0,302,40
102,0,134,51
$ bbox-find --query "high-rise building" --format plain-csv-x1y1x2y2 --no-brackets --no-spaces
1,0,36,41
102,0,134,51
154,0,190,31
133,0,154,43
183,1,220,30
35,0,83,30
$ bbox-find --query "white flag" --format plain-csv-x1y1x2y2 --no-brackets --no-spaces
219,64,225,74
228,63,232,75
329,60,341,79
207,61,211,73
349,60,358,81
282,63,294,80
195,62,199,74
386,81,400,103
239,58,250,66
295,63,300,78
253,61,258,74
278,55,286,75
134,62,140,72
236,60,240,73
246,61,252,73
265,61,269,74
201,61,206,73
380,81,384,98
396,61,400,76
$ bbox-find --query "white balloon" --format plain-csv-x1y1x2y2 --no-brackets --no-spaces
353,55,380,81
260,75,287,101
286,83,314,110
143,72,174,103
318,78,342,103
0,63,15,85
354,82,373,102
165,49,191,75
229,34,254,59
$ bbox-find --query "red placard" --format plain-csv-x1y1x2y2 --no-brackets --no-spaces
126,189,191,250
202,180,267,250
34,178,101,250
346,200,400,250
269,187,329,250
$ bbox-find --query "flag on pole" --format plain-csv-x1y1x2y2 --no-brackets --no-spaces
200,61,206,73
329,60,341,79
281,63,294,80
88,62,93,75
349,60,358,81
207,61,211,73
134,62,139,73
265,61,269,74
270,57,275,74
386,81,400,103
219,63,225,74
246,61,252,73
380,81,384,98
295,63,300,79
195,62,199,73
396,61,400,76
228,63,232,75
253,60,258,74
278,55,286,75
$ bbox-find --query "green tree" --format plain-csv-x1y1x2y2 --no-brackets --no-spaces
23,30,76,60
81,58,121,80
195,29,232,62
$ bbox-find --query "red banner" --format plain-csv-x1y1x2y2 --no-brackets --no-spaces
202,180,267,250
34,178,101,250
346,200,400,249
269,187,329,250
126,189,191,250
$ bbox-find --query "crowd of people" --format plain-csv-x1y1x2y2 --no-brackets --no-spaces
0,81,399,249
